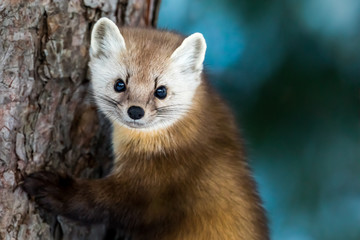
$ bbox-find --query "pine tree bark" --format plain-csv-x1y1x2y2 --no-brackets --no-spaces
0,0,160,239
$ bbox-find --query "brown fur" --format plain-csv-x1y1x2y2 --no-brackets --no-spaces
23,27,269,240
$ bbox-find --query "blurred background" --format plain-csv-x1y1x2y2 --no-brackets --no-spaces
158,1,360,239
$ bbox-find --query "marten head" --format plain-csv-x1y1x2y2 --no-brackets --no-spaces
89,18,206,130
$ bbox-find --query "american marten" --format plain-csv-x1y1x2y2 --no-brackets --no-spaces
23,17,269,239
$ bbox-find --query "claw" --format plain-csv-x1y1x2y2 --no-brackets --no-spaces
21,171,74,214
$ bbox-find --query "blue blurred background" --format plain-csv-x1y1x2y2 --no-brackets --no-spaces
158,1,360,239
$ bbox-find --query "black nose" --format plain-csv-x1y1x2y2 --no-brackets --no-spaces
127,106,145,120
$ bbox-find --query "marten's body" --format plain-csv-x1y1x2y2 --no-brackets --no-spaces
23,18,269,239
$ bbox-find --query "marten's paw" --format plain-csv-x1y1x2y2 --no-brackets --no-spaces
22,171,75,214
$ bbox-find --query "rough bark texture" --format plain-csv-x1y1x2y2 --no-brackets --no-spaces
0,0,160,239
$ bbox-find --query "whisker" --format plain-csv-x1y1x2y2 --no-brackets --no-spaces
155,104,191,111
98,95,122,107
89,90,122,107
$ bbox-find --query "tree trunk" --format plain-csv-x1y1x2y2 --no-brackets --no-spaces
0,0,160,239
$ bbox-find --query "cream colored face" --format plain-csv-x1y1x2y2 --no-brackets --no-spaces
89,18,206,130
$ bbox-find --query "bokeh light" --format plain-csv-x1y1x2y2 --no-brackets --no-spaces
159,1,360,239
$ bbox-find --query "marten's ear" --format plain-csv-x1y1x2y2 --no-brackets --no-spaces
90,17,126,58
170,33,207,73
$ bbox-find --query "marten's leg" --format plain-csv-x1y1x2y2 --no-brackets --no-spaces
22,171,148,229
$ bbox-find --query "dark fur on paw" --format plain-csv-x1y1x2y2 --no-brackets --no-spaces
22,171,75,214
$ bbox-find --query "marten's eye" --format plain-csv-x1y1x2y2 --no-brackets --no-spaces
114,79,126,92
154,86,167,99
